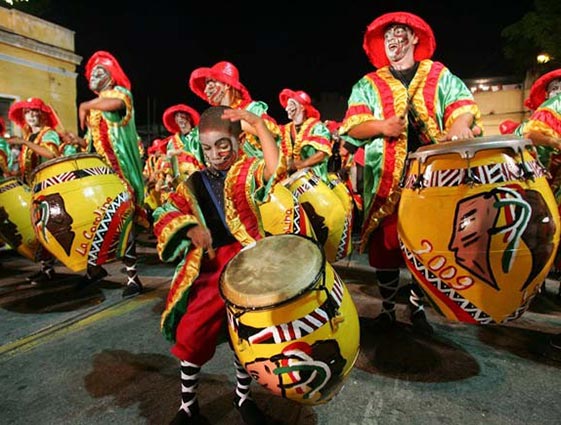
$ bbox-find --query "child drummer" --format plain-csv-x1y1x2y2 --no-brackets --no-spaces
153,106,286,424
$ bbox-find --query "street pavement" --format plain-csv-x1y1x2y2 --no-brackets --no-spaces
1,232,561,425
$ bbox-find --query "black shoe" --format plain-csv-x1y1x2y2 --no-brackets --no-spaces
76,266,108,290
122,279,143,298
372,311,396,330
169,402,201,425
28,269,56,286
234,398,267,425
410,310,434,337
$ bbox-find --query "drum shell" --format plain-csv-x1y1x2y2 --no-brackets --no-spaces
0,177,40,260
220,235,360,405
30,153,135,272
284,169,352,263
398,142,561,324
258,183,316,238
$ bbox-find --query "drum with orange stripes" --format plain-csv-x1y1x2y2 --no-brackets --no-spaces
398,136,560,324
220,234,359,405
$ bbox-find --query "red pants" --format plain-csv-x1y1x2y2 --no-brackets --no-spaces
367,212,405,269
171,241,242,365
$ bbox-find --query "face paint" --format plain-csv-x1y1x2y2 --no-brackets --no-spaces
384,24,416,64
286,98,305,125
174,112,192,134
200,129,238,171
204,78,229,106
546,79,561,100
24,108,42,128
89,65,113,92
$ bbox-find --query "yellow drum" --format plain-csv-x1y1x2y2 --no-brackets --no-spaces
259,183,315,238
283,168,352,263
30,153,135,272
0,177,40,260
220,234,360,405
398,136,560,324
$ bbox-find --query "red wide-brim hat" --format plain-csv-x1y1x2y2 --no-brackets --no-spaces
8,97,59,129
189,61,251,103
525,69,561,111
279,88,320,119
363,11,436,69
85,50,131,90
163,104,201,134
147,138,168,155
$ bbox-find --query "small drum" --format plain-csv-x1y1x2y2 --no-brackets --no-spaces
220,234,360,405
283,168,352,263
327,171,355,223
398,136,561,324
0,177,40,261
29,153,135,272
258,183,316,237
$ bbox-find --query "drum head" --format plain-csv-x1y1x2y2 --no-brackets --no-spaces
408,135,532,163
220,234,324,309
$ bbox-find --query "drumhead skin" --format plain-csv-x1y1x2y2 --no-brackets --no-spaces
220,234,324,308
399,136,560,324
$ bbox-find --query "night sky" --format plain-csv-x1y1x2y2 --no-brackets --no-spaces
33,0,535,128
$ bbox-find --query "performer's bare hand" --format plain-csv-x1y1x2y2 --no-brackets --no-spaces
382,115,406,138
186,225,215,259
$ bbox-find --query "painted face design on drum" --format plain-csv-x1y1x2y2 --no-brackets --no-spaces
174,112,193,135
204,78,229,106
384,24,417,64
89,65,113,93
33,193,75,256
286,98,305,125
546,79,561,100
200,130,238,171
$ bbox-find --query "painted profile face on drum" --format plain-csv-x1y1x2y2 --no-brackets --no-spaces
200,130,238,171
383,24,418,63
546,79,561,100
89,65,113,93
33,193,75,256
204,78,229,106
174,112,193,135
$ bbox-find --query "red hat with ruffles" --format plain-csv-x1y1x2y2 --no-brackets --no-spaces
525,69,561,111
363,11,436,69
279,89,320,119
189,61,251,103
8,97,59,129
147,138,168,155
162,104,200,134
498,119,520,135
85,50,131,90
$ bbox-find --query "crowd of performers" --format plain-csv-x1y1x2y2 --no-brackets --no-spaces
2,10,561,425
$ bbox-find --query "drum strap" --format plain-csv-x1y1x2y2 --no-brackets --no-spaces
200,171,229,230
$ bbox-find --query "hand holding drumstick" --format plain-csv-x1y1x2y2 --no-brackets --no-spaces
186,225,216,259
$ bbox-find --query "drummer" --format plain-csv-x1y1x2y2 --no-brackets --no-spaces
62,50,147,297
338,11,483,336
7,98,64,285
188,60,282,158
153,106,283,424
278,88,332,183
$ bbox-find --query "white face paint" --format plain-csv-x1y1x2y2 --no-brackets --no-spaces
384,24,417,66
204,78,230,106
89,65,113,92
200,129,238,171
24,108,42,129
286,98,305,125
174,112,193,135
546,79,561,100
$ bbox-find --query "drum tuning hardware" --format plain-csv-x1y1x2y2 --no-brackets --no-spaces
463,156,481,186
517,148,535,181
330,314,345,331
412,159,424,190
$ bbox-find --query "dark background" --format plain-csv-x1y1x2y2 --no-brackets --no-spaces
32,0,535,128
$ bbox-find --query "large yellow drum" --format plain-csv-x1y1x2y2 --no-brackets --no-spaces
398,136,560,324
283,169,352,263
258,183,316,237
220,234,359,405
30,153,135,272
0,177,40,260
